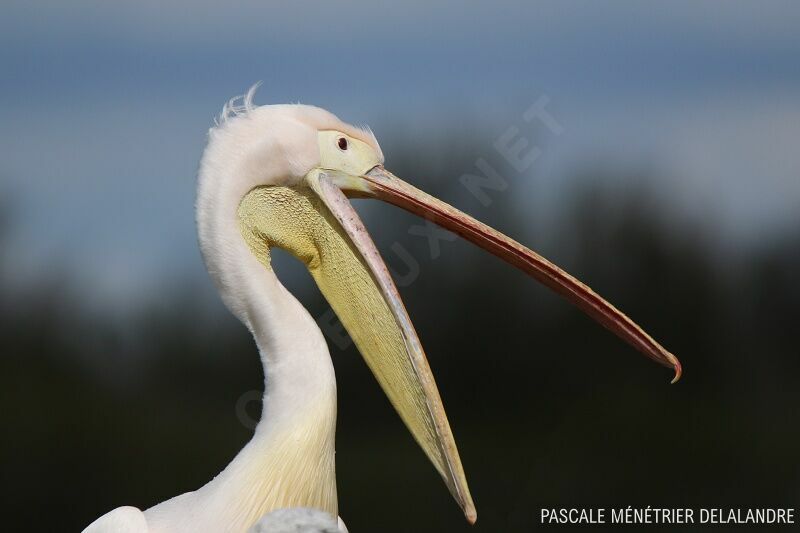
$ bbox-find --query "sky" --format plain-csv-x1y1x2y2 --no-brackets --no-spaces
1,1,799,308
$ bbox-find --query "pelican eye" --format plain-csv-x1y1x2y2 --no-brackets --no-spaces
337,137,348,150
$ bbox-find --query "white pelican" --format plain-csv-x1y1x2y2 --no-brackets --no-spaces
84,88,681,533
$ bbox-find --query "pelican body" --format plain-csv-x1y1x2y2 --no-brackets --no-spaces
84,89,680,533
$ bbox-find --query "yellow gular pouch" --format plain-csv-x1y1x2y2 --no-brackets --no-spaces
237,183,459,503
237,185,325,271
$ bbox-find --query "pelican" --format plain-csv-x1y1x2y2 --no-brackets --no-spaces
84,88,680,533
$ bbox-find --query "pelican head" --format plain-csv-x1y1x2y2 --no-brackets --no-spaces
193,89,680,526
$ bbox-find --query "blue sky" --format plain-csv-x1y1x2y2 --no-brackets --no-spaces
2,1,799,309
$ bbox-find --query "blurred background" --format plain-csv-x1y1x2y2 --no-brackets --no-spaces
2,1,799,531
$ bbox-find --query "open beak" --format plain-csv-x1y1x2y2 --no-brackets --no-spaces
303,165,680,525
